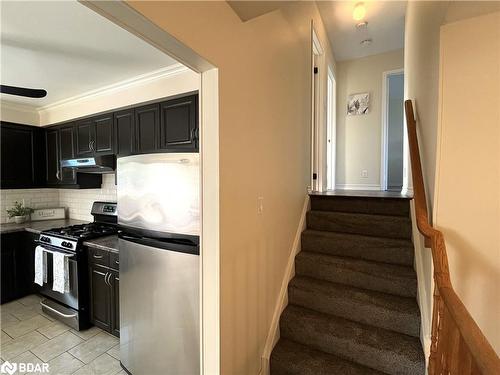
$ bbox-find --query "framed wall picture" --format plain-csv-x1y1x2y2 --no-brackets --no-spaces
347,92,370,115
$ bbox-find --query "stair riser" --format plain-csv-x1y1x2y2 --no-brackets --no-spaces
296,257,417,298
301,232,414,266
307,212,412,239
280,309,425,375
289,286,420,337
311,196,410,217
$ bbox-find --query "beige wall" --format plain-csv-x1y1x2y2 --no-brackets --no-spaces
434,11,500,353
404,1,448,356
127,1,335,374
335,49,404,189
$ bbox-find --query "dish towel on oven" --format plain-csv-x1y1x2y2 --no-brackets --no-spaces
52,251,70,294
34,246,48,286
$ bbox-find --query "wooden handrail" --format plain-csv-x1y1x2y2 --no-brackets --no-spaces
404,100,500,374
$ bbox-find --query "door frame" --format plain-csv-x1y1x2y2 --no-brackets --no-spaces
79,2,220,374
326,66,336,190
311,24,324,192
380,68,404,191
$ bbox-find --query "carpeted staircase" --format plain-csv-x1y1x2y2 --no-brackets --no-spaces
270,194,425,374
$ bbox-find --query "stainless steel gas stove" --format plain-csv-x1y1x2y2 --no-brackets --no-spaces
37,202,117,330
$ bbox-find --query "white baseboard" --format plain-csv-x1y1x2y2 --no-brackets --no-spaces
335,183,381,191
259,194,310,375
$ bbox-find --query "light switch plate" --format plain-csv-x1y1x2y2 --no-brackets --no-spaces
31,207,66,221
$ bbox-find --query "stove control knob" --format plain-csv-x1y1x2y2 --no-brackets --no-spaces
61,241,73,249
40,236,51,243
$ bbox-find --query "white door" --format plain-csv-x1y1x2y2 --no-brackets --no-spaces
326,67,336,190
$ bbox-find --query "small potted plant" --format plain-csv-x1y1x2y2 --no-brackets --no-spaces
7,201,34,224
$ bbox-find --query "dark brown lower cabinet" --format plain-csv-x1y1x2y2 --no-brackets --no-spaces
1,232,38,304
88,251,119,337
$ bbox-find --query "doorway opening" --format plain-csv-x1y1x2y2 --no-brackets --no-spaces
381,70,404,191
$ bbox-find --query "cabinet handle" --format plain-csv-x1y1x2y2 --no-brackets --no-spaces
104,272,110,286
56,170,61,181
93,253,104,259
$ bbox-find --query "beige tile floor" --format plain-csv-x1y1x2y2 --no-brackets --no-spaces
0,295,125,375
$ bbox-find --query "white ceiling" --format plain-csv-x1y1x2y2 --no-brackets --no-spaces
0,1,178,108
317,1,407,61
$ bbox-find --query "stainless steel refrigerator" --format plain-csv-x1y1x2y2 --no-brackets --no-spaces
117,153,200,375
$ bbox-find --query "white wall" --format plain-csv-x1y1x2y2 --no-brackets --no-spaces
335,49,404,189
0,102,39,126
58,174,116,221
434,11,500,353
0,175,116,224
0,189,59,223
404,2,449,358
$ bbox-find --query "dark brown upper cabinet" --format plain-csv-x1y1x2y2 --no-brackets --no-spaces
114,109,135,157
76,115,114,157
0,122,46,189
45,124,101,189
45,128,60,186
134,104,159,154
94,114,114,155
76,118,94,157
58,124,77,184
159,94,198,152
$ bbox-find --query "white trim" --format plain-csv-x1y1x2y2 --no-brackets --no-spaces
260,195,310,375
336,184,382,191
37,64,188,112
80,2,220,375
0,101,40,126
311,23,324,192
326,67,336,190
381,69,404,191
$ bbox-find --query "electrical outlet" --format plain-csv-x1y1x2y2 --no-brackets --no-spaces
257,197,264,214
361,170,368,178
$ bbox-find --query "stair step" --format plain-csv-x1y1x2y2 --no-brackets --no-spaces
310,195,410,217
295,252,417,298
289,276,421,337
270,338,385,375
307,211,412,239
280,305,425,375
301,229,414,266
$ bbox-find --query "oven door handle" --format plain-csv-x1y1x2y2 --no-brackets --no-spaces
40,300,78,318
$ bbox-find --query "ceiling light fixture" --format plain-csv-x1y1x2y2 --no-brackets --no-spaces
356,21,368,30
353,3,366,21
360,38,373,46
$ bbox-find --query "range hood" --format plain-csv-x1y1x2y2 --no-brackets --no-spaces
61,155,116,173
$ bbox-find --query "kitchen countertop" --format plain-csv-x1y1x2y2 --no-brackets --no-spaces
0,219,87,234
83,235,119,253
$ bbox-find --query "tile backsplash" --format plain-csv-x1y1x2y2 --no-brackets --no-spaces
0,174,117,223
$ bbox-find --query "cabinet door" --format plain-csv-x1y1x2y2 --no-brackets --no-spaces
75,119,94,157
111,271,120,337
1,123,36,188
89,264,112,331
159,94,199,152
59,124,77,184
1,235,16,303
114,109,135,157
134,104,159,154
94,114,114,155
46,129,60,185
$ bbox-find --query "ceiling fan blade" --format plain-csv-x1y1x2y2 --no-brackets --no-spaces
0,85,47,98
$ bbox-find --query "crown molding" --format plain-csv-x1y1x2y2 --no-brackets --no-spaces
37,63,188,113
0,100,39,114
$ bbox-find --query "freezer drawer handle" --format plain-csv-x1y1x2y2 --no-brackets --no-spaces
40,300,78,318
